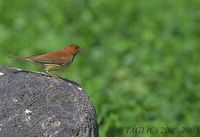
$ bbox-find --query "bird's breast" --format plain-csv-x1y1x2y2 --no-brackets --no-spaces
63,56,74,65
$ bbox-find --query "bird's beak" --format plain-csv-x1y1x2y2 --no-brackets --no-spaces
79,48,84,52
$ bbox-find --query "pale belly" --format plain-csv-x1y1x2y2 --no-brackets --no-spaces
43,62,72,71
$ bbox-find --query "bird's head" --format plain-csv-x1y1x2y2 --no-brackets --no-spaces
63,44,82,55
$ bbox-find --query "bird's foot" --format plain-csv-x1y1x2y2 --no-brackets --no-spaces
46,71,63,81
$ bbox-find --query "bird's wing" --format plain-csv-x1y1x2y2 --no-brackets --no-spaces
30,52,67,65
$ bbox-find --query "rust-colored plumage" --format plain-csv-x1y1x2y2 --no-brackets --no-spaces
10,44,82,78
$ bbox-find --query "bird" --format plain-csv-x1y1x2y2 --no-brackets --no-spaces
9,44,82,79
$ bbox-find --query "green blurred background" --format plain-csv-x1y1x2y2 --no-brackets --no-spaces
0,0,200,137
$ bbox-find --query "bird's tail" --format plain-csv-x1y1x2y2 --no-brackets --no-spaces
8,55,33,62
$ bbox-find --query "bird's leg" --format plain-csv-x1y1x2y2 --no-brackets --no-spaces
43,66,63,81
46,70,60,80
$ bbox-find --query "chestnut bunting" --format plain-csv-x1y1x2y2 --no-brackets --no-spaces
10,44,82,78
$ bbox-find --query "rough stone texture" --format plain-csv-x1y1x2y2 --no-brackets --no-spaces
0,66,98,137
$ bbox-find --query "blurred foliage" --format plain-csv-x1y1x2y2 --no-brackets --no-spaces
1,0,200,137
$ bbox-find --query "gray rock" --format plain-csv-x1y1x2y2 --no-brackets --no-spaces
0,66,98,137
